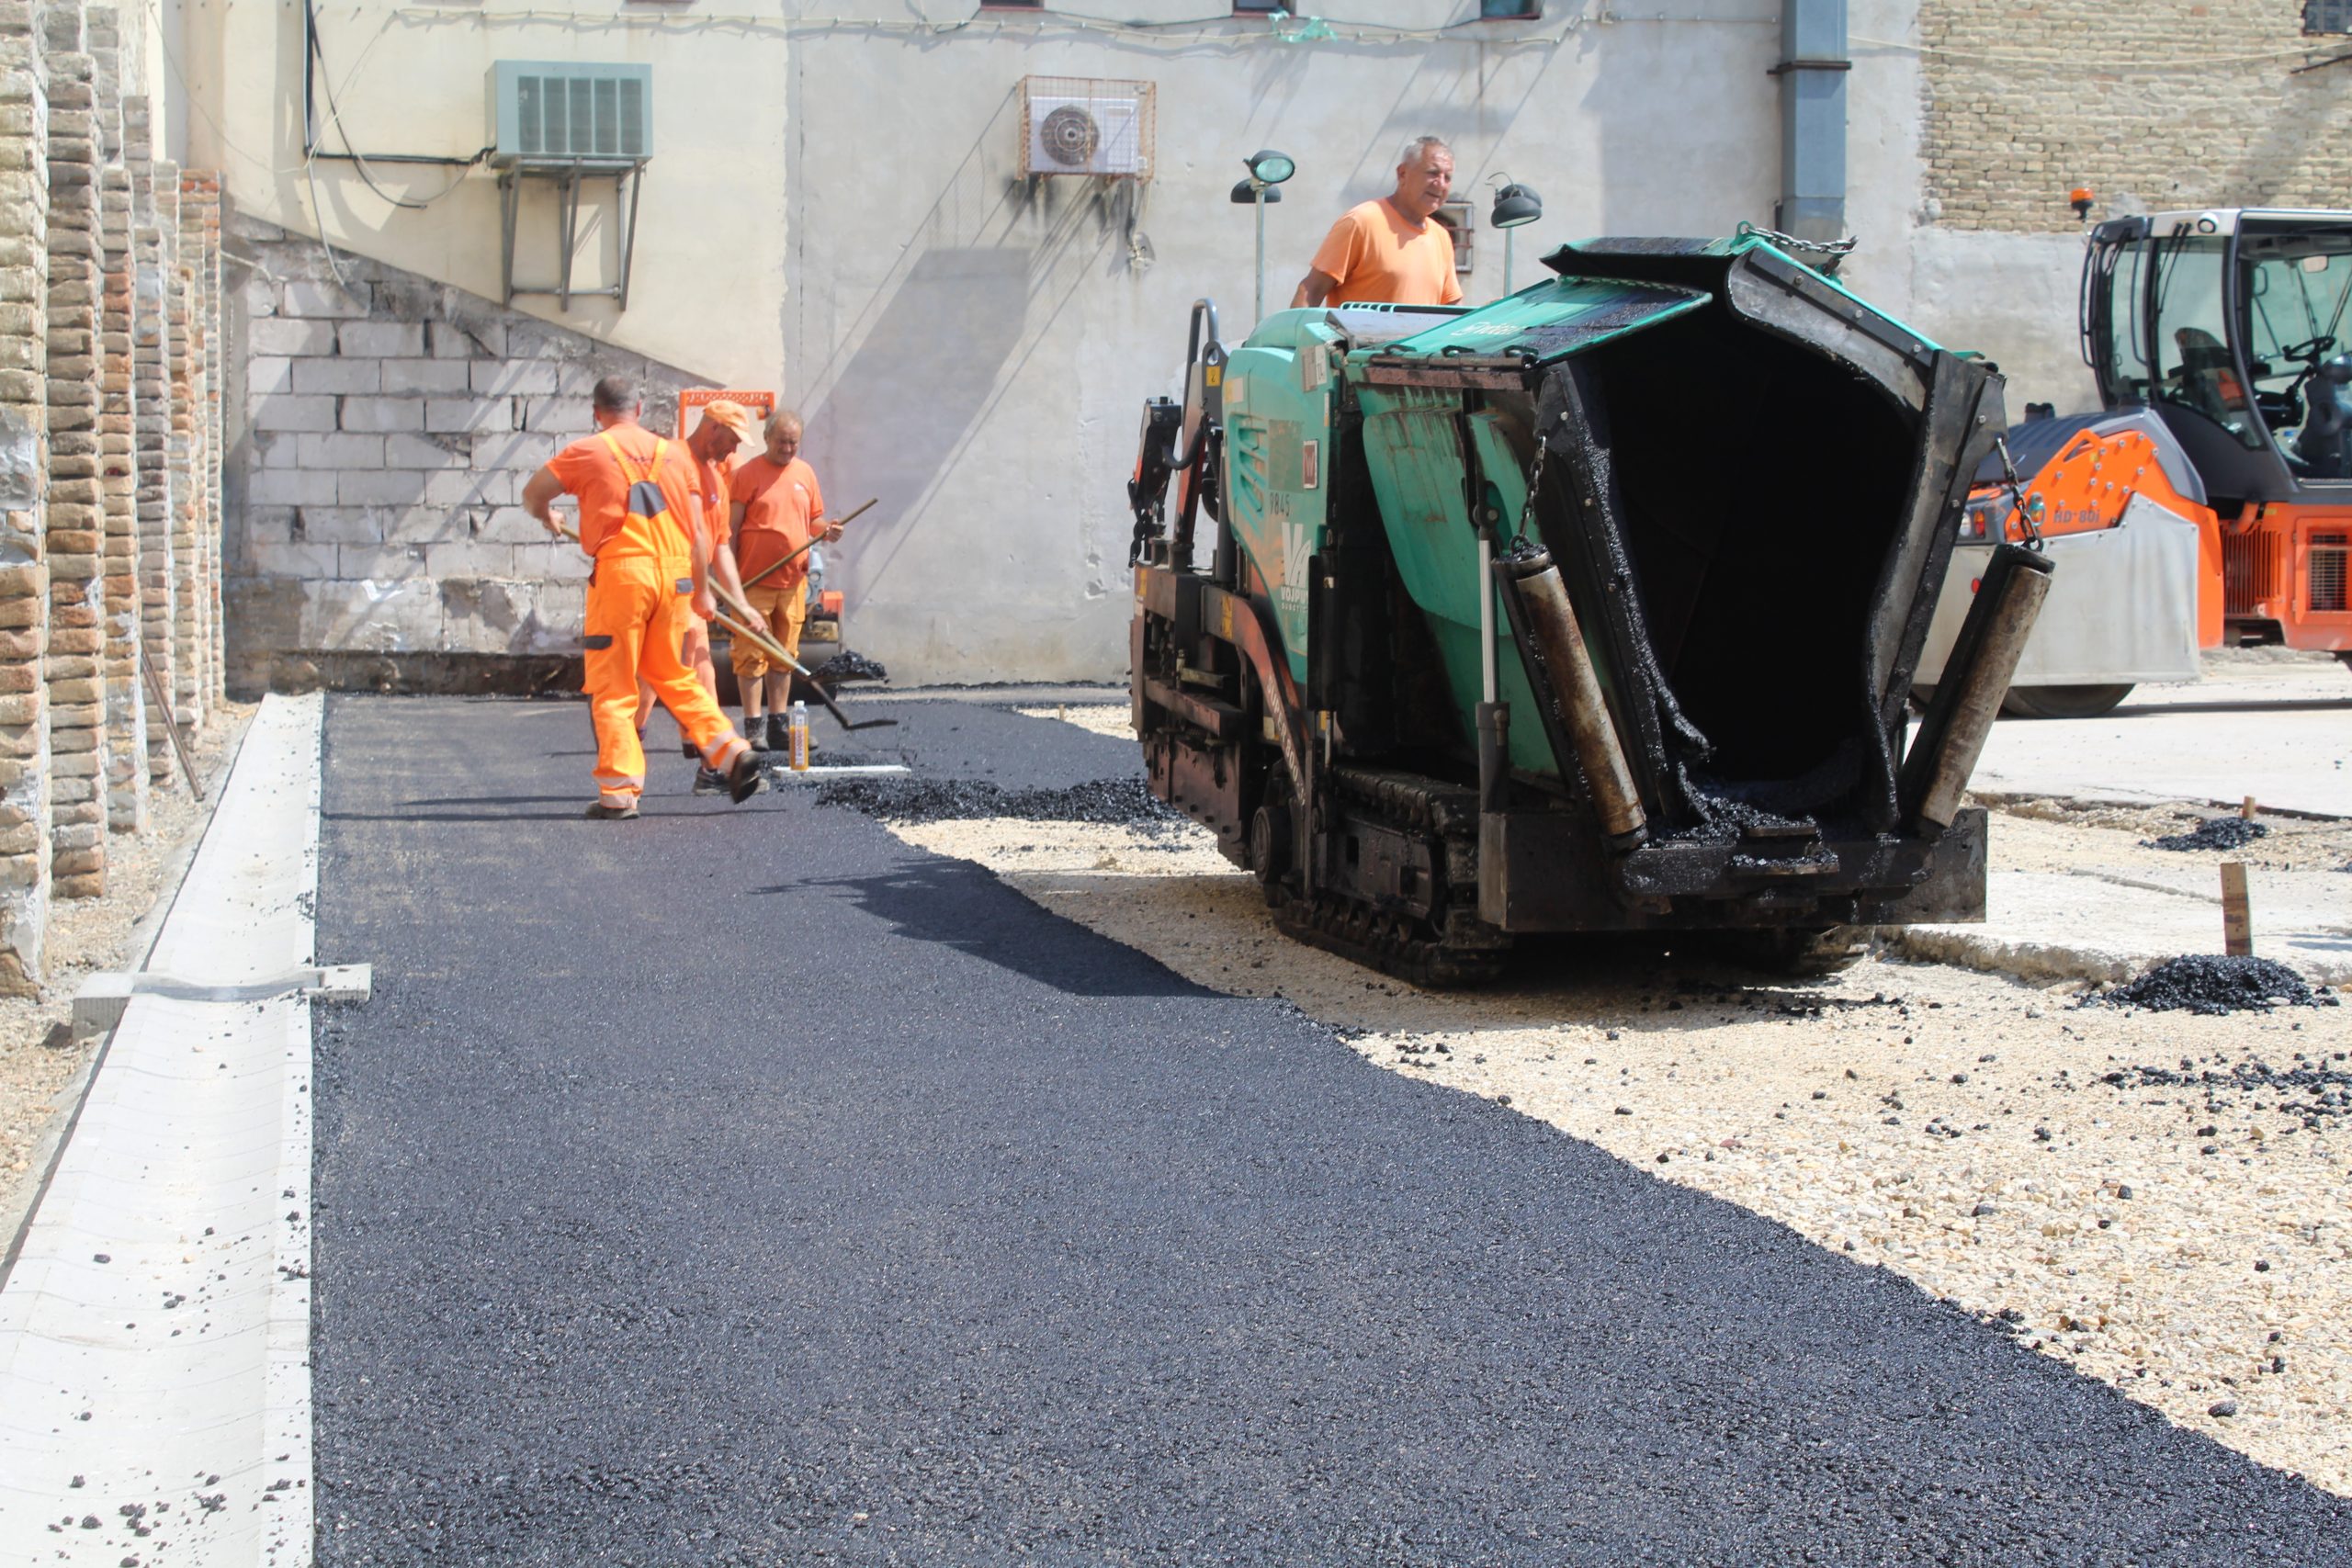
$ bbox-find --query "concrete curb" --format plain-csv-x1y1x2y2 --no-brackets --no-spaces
0,694,327,1565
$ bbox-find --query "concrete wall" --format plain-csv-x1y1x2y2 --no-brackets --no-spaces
786,3,1792,679
223,217,703,695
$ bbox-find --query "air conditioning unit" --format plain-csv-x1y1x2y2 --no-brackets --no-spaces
489,61,652,165
1020,77,1154,179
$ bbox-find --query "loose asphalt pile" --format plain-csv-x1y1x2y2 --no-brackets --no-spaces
809,649,888,685
2087,954,2340,1016
815,775,1182,832
2144,817,2270,852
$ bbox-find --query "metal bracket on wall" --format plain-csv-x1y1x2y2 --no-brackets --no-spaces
496,157,648,311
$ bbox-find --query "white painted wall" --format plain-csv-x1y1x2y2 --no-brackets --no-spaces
177,0,792,388
782,2,1792,680
181,0,2109,683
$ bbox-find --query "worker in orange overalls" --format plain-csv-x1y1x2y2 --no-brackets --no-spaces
636,399,753,794
521,375,762,819
729,407,841,753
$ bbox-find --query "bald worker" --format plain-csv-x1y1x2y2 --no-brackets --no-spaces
729,408,841,752
522,375,762,819
1291,135,1465,310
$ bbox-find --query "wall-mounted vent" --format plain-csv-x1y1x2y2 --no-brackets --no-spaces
1020,77,1154,179
490,62,652,165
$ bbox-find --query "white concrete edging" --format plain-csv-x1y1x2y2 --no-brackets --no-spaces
0,693,326,1565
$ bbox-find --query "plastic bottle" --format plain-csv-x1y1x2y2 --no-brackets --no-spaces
788,700,810,772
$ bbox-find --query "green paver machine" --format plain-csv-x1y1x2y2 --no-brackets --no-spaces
1125,232,2054,985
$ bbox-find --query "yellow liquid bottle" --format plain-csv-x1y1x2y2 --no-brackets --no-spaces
788,701,810,772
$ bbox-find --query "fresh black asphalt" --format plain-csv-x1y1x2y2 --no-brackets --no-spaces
311,694,2352,1565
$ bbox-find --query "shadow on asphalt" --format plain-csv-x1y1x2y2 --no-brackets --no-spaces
775,857,1216,999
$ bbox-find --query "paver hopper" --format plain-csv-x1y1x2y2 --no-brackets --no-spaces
1126,232,2049,984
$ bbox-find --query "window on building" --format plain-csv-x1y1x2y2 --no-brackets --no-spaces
1233,0,1284,13
1480,0,1543,17
979,0,1043,8
2308,0,2352,34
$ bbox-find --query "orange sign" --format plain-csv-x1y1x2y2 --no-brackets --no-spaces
674,386,778,438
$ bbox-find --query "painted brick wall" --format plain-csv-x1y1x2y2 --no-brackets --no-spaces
225,217,707,696
1924,0,2352,231
0,0,231,993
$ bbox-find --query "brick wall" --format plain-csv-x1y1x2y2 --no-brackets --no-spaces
226,219,706,695
0,0,228,993
1924,0,2352,231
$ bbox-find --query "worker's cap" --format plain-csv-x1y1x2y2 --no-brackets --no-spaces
696,399,752,437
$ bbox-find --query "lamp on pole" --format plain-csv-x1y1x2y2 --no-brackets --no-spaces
1487,175,1543,297
1231,149,1296,321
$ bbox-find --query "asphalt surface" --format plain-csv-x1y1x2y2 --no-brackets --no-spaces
311,694,2352,1565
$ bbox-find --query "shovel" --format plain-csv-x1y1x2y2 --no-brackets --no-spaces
542,514,897,734
738,496,876,593
710,599,898,733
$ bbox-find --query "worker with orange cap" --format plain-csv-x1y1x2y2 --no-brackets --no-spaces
522,375,762,819
637,398,755,794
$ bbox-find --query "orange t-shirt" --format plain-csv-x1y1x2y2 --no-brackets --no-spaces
691,452,734,562
729,455,825,583
1308,197,1464,307
546,423,702,566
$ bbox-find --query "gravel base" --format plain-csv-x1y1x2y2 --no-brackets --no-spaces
885,710,2352,1498
0,706,253,1244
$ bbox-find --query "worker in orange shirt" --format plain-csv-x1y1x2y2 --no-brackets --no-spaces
521,375,762,819
637,399,754,793
1291,136,1465,310
729,408,842,752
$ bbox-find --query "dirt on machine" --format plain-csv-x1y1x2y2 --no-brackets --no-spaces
1917,208,2352,719
1125,231,2052,987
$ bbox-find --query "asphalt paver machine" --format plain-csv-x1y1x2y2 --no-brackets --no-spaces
1126,232,2052,986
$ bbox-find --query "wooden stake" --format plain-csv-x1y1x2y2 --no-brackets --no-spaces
2241,794,2258,820
2220,862,2253,957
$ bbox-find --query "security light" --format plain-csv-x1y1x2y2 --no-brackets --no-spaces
1245,149,1296,185
1231,177,1283,204
1489,179,1542,229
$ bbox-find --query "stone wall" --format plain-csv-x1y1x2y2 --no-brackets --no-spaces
0,0,227,993
225,220,705,696
1923,0,2352,231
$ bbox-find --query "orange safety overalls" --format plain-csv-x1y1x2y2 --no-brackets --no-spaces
582,434,749,808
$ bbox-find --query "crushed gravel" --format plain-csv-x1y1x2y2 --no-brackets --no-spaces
2146,818,2272,853
2091,956,2340,1016
2101,1055,2352,1127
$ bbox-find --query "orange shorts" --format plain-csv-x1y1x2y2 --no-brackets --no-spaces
729,579,808,680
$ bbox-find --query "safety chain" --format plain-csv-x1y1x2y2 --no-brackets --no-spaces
1736,220,1860,262
1993,434,2047,553
1516,412,1556,542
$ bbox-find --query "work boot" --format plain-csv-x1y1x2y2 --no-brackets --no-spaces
726,750,765,804
743,714,768,751
691,765,728,796
583,798,640,821
766,712,792,753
